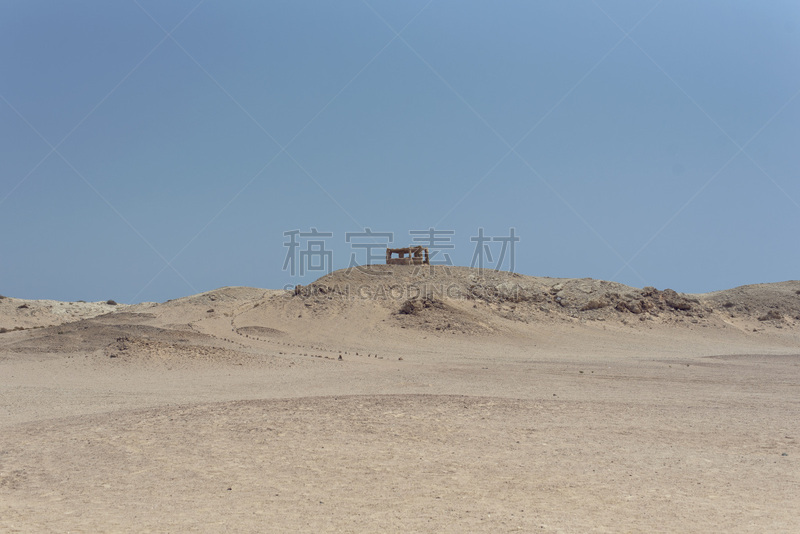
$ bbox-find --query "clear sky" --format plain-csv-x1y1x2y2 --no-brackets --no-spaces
2,0,798,303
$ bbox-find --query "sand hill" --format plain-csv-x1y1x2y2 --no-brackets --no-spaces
1,268,798,532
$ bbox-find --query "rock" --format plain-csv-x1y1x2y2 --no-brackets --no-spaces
641,286,658,297
662,290,692,311
580,300,609,311
758,310,782,321
629,302,643,314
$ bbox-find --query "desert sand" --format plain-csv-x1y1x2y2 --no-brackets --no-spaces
1,266,798,532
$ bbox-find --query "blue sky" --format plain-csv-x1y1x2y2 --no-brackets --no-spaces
2,0,798,303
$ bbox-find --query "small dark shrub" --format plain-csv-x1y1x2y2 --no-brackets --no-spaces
106,300,117,306
399,299,422,315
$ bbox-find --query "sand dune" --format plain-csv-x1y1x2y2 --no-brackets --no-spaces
1,268,798,532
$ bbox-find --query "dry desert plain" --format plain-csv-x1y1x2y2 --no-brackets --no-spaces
1,266,799,533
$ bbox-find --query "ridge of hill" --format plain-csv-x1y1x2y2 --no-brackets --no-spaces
1,268,798,357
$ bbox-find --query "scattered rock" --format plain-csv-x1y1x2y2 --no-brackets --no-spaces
758,310,782,321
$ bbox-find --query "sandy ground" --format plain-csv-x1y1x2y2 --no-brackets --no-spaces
1,270,798,532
